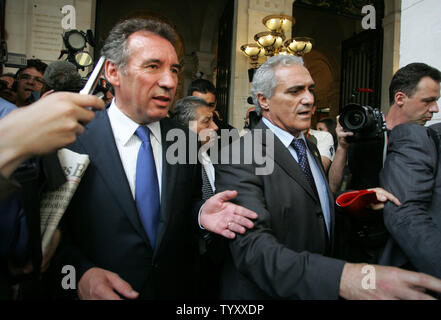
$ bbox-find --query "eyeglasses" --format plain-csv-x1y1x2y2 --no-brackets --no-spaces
18,73,45,85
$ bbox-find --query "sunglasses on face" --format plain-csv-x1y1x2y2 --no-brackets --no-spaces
18,73,45,85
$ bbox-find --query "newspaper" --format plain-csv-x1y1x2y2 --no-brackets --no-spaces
40,148,90,256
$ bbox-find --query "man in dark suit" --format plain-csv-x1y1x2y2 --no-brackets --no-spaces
215,55,441,299
52,18,257,300
379,122,441,279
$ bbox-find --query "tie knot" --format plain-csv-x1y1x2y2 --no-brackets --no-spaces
136,126,151,143
291,138,307,155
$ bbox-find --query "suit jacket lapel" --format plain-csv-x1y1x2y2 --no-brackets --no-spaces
154,118,177,252
77,110,149,245
256,121,319,203
306,139,336,237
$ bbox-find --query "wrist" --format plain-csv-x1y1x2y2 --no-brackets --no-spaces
0,144,30,179
339,262,368,299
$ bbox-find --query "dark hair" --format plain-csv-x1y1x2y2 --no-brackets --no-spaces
317,118,337,149
187,79,216,96
172,96,209,127
389,63,441,105
101,18,177,71
43,61,83,92
0,73,16,79
16,59,48,77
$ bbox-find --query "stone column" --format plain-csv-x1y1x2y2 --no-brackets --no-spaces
381,0,401,114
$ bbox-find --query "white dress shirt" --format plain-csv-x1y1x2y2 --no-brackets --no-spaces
107,101,163,199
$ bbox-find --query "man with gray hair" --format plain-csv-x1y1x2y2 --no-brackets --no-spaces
215,55,441,299
172,96,223,299
172,96,218,199
50,17,257,300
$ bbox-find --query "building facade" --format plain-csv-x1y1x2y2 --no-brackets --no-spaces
2,0,440,127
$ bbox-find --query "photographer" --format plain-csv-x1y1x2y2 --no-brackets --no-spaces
331,62,441,263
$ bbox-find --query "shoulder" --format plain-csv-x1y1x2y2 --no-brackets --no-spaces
429,122,441,135
389,123,431,148
309,129,333,142
0,97,17,119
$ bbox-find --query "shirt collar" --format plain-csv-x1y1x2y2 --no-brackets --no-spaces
262,117,306,148
107,100,161,146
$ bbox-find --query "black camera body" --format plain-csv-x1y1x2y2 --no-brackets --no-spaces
339,103,386,142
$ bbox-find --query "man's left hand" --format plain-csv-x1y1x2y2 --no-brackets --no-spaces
200,190,258,239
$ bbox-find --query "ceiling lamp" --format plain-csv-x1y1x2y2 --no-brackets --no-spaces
240,43,263,67
240,14,313,73
263,14,295,34
285,37,314,56
254,31,285,56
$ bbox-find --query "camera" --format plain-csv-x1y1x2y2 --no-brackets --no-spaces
339,103,386,142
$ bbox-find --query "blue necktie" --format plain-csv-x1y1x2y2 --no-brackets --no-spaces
291,138,319,198
135,126,160,249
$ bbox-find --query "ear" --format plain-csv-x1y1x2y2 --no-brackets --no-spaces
312,105,317,115
394,92,407,107
105,60,120,87
257,93,270,111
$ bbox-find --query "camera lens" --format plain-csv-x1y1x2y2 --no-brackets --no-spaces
347,110,365,128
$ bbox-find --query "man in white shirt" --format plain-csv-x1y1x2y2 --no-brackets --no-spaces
52,18,257,300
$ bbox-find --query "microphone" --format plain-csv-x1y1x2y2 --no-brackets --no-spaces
43,60,83,92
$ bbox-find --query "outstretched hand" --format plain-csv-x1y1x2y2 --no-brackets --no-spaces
200,190,258,239
78,267,139,300
340,263,441,300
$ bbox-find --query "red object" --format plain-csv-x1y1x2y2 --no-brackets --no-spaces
358,88,374,93
336,190,380,219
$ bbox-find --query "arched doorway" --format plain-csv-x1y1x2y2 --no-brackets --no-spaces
292,0,385,122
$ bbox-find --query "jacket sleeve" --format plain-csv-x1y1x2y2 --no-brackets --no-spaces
215,156,345,300
380,123,441,278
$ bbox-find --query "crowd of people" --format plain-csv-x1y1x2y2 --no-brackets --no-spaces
1,17,441,300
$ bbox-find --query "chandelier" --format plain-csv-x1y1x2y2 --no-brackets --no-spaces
241,14,314,69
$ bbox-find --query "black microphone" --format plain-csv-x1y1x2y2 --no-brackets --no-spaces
43,60,83,92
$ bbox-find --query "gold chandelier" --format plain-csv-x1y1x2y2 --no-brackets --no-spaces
241,14,314,68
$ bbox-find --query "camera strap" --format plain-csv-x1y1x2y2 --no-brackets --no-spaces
382,131,388,168
381,113,389,168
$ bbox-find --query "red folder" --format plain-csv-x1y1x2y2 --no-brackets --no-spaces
336,190,380,219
